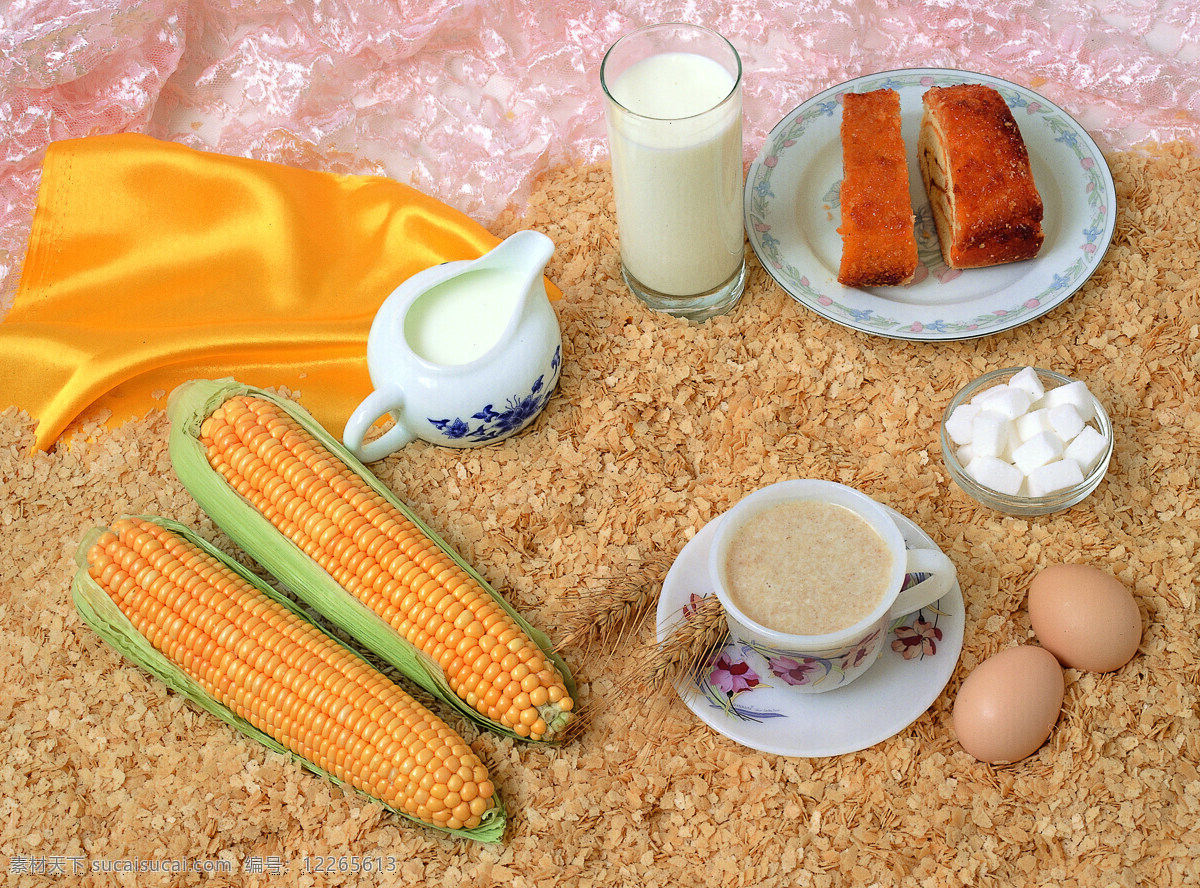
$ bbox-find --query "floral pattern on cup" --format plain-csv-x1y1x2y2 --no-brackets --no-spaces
690,569,950,722
428,346,560,443
722,628,884,696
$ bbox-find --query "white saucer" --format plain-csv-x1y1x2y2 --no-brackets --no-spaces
656,505,964,757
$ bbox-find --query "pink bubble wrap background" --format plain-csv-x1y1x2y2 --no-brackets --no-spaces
3,0,1199,314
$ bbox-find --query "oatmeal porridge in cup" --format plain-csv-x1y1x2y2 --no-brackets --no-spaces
709,479,957,693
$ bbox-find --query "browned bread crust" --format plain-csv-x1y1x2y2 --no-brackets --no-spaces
837,89,918,287
918,84,1044,269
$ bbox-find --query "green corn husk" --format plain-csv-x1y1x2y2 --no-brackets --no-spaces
72,515,507,843
166,377,577,743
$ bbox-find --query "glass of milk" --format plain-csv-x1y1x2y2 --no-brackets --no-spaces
601,23,746,321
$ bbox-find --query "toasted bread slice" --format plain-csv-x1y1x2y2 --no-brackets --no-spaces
837,88,919,287
918,83,1044,269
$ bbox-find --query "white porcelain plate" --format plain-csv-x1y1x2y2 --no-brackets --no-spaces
744,68,1116,340
656,505,964,757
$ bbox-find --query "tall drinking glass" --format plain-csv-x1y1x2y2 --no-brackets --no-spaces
601,23,746,321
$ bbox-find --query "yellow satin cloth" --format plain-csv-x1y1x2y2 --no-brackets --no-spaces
2,133,555,451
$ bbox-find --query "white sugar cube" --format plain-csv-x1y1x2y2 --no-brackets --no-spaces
956,443,979,465
1026,459,1086,497
969,385,1007,409
1009,366,1046,401
970,384,1031,419
945,403,982,446
965,455,1025,496
1064,425,1108,473
971,412,1012,458
1014,408,1052,443
1011,430,1065,475
1048,403,1086,442
970,385,999,406
1040,380,1095,421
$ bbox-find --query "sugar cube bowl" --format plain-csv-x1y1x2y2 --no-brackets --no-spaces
940,367,1114,516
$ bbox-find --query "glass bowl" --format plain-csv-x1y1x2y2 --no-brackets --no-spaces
940,367,1114,516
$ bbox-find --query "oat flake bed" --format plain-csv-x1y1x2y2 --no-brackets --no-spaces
2,145,1199,887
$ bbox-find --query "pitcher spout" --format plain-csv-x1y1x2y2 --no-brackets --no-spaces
470,230,555,307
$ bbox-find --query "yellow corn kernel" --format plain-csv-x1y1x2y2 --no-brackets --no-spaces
85,517,497,831
196,395,573,740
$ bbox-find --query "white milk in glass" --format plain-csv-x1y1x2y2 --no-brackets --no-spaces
403,270,522,365
606,50,743,297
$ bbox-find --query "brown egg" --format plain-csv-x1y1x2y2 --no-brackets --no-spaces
1028,564,1142,673
952,645,1064,764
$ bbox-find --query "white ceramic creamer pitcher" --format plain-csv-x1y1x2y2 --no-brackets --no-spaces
343,230,562,462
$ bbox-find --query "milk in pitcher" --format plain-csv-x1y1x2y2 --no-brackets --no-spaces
403,270,523,365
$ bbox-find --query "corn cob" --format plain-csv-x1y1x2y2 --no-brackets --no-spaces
167,378,576,742
73,516,505,841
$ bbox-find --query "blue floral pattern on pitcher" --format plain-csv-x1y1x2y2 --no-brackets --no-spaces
427,346,561,443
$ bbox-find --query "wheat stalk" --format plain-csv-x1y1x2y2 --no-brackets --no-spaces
554,552,674,656
617,593,729,697
648,594,728,689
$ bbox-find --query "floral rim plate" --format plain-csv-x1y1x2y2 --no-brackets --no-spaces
656,505,964,757
744,67,1116,341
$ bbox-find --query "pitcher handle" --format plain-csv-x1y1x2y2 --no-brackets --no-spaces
888,548,957,618
342,387,415,463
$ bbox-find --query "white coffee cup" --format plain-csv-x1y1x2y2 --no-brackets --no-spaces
709,479,957,694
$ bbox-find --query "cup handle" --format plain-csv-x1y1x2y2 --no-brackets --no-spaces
342,387,416,463
888,548,957,618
